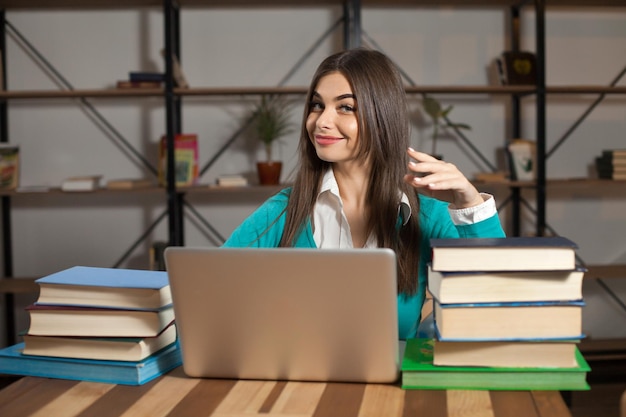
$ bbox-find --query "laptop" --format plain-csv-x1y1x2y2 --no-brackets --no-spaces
164,247,399,383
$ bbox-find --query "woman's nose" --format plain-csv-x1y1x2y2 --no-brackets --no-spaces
316,107,334,129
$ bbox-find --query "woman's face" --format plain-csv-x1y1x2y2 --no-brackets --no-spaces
306,72,360,165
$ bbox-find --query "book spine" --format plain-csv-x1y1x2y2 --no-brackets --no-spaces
129,72,165,82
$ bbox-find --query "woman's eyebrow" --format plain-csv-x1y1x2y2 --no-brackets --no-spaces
310,91,356,101
336,93,356,101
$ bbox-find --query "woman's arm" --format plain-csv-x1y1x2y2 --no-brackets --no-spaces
222,189,291,248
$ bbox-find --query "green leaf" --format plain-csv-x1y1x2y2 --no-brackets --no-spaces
441,105,453,117
422,96,442,119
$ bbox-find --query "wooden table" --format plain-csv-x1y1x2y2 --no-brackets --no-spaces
0,367,572,417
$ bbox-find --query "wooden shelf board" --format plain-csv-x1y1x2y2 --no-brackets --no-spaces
1,85,625,100
0,184,288,196
585,265,626,279
3,178,625,196
579,338,626,356
0,88,164,99
0,278,38,294
547,86,626,94
185,184,286,195
547,178,626,189
176,86,309,96
2,1,625,9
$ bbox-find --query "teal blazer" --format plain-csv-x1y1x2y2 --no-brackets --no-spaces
223,188,505,339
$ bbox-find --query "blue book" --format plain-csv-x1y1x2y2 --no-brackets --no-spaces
129,71,165,82
430,236,578,272
434,299,585,342
0,341,182,385
36,266,171,310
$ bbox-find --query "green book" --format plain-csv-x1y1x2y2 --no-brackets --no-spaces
401,338,590,391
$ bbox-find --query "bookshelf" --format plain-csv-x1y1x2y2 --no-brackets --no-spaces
0,1,624,347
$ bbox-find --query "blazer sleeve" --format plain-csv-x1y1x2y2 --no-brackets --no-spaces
222,189,290,248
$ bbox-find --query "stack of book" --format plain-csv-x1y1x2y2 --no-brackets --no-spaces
595,149,626,180
402,236,591,391
60,175,102,192
116,71,164,89
0,266,182,385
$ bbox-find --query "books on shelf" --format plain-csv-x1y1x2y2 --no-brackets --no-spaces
430,236,577,272
26,304,175,337
61,175,102,192
428,265,585,304
0,143,19,190
432,339,579,368
433,299,584,341
128,71,165,83
599,149,626,161
216,174,249,187
496,51,537,85
22,322,177,362
115,72,164,89
595,149,626,180
597,171,626,181
35,265,172,310
158,133,199,187
0,341,182,385
401,338,590,391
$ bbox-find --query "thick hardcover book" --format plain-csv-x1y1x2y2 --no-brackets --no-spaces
597,153,626,165
428,265,585,304
36,266,171,310
598,171,626,180
0,341,182,385
0,144,19,190
430,236,577,272
158,134,199,186
401,338,590,391
602,149,626,159
595,155,626,179
60,175,102,192
26,304,175,337
434,299,584,341
128,71,165,82
433,339,579,368
499,51,537,85
23,322,177,362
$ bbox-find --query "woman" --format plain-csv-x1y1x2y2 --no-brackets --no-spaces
224,48,505,339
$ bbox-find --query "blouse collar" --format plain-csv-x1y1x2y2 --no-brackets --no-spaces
318,168,412,225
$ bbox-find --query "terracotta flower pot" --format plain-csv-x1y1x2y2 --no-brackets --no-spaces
257,161,282,185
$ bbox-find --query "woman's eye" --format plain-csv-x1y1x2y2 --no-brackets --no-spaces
339,104,355,113
309,102,323,112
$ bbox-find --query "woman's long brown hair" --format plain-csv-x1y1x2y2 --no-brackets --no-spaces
279,48,422,295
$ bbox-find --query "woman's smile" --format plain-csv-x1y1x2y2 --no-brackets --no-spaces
314,135,344,146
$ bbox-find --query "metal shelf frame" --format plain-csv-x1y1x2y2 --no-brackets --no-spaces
1,0,625,346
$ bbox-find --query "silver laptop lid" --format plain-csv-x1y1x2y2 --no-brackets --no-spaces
165,247,399,383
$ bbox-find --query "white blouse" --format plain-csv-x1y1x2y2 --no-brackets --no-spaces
312,168,496,249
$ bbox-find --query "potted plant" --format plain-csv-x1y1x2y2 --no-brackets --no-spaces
253,95,295,185
422,95,471,159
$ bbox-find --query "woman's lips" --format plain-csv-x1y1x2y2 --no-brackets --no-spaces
315,135,343,145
